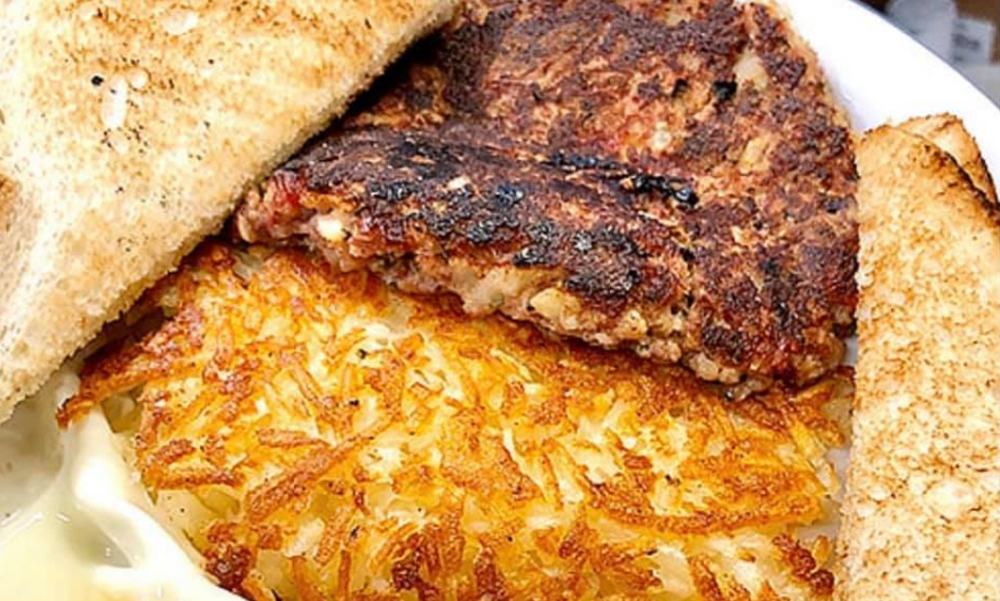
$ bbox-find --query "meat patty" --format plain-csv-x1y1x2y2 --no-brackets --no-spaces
236,0,858,388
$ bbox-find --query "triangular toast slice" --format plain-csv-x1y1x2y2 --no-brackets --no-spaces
0,0,457,423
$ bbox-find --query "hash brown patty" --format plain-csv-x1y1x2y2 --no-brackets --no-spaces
62,243,852,601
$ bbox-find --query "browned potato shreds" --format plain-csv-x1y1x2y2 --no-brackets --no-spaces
62,243,852,601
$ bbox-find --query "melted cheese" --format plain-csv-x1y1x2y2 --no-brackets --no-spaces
0,369,239,601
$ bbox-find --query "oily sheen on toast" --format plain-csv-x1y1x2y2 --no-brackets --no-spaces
838,120,1000,601
0,0,457,424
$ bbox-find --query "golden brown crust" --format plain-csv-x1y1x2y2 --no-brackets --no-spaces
64,242,853,600
236,0,858,388
900,113,998,205
838,123,1000,601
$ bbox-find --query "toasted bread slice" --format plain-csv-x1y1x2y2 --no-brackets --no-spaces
839,122,1000,600
0,0,456,424
900,113,998,204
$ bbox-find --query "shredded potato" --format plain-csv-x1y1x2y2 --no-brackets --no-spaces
61,243,852,601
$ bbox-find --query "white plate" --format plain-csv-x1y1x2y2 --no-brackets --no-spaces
0,1,997,599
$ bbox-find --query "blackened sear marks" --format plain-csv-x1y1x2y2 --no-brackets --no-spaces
621,174,700,209
673,186,698,207
437,4,517,115
545,153,699,208
545,152,623,173
571,231,594,253
512,244,554,268
237,0,859,386
263,128,673,313
368,181,417,203
621,173,679,196
513,219,562,267
565,264,642,304
823,196,849,214
493,183,526,209
712,80,738,102
752,4,808,89
466,219,500,245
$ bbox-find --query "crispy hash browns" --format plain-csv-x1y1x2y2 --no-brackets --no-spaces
61,244,852,601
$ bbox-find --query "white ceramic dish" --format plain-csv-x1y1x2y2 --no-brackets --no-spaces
0,1,996,599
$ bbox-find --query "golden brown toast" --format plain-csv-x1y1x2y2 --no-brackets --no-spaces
0,0,457,424
839,119,1000,601
900,113,998,204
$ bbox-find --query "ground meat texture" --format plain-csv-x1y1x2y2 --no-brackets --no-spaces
235,0,858,387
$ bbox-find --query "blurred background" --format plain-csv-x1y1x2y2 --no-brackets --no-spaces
860,0,1000,105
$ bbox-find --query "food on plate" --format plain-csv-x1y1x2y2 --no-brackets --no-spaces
61,242,853,601
0,0,458,424
838,120,1000,600
237,0,859,390
0,0,995,597
899,114,998,205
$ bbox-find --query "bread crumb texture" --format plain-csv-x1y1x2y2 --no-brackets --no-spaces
838,122,1000,601
0,0,457,423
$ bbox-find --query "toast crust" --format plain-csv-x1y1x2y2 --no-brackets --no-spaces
0,0,457,423
900,113,998,205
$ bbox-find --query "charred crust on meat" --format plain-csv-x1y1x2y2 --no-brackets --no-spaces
752,6,808,89
547,153,699,207
237,0,859,385
545,152,624,173
711,80,738,102
670,78,690,97
367,181,418,203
